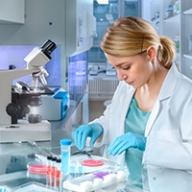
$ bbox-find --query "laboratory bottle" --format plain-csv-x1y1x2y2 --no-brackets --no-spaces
46,155,53,188
60,139,72,175
47,155,57,187
54,158,62,189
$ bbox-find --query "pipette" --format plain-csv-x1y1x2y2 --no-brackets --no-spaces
28,140,57,158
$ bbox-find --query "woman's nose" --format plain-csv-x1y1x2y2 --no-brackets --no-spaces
117,70,127,81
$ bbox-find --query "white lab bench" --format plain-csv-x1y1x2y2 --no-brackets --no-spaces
0,92,140,192
0,92,190,191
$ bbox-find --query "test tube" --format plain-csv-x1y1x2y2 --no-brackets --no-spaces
70,161,76,178
54,158,62,189
46,155,52,188
46,155,56,187
77,160,84,177
47,155,52,170
60,139,72,176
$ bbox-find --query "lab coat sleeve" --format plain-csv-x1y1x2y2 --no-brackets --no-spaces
143,95,192,171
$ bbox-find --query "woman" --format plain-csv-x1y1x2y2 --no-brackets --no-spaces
72,17,192,191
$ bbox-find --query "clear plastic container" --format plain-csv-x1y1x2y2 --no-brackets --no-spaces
63,167,127,192
27,161,47,175
60,139,72,174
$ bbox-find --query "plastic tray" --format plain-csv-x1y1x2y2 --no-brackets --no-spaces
12,182,55,192
63,167,127,192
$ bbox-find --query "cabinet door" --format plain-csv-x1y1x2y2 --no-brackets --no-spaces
65,0,95,57
0,0,25,24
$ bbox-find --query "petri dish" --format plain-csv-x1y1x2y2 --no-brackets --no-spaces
81,159,104,167
27,161,47,174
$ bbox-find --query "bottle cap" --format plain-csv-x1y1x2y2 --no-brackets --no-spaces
52,156,57,161
60,139,72,146
56,158,61,163
47,155,52,160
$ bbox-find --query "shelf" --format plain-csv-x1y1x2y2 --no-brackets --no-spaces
164,14,180,22
152,0,192,79
184,8,192,14
151,18,160,25
184,54,192,59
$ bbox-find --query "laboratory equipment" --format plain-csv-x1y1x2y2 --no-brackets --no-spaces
82,159,104,166
54,158,62,189
70,155,112,174
27,160,47,175
0,39,56,143
63,167,127,192
60,139,72,175
38,88,69,121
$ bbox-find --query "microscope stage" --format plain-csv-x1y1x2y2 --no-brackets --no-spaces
0,120,51,143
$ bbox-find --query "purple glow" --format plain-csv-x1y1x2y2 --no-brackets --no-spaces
0,45,61,87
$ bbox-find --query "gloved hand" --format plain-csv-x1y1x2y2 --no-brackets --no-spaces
72,123,104,150
108,132,146,156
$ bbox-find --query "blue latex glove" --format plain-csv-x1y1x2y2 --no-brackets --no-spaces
72,123,104,150
108,132,146,156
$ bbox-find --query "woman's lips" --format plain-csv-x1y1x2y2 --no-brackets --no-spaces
127,81,134,85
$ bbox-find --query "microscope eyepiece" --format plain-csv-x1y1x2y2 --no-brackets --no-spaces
41,39,57,59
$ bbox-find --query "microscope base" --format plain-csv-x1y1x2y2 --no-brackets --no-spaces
0,120,51,143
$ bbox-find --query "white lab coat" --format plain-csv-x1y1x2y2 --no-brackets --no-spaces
91,64,192,192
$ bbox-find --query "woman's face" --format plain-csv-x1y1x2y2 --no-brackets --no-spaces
105,51,154,89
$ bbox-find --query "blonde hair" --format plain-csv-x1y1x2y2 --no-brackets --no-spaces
100,16,176,69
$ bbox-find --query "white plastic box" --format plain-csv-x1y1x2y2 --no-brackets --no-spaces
63,167,127,192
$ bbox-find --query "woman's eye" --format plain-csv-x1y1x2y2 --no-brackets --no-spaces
122,66,130,70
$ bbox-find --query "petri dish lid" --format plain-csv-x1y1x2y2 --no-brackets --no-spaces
27,161,47,174
81,159,104,167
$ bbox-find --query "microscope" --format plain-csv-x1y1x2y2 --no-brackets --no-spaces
0,39,57,143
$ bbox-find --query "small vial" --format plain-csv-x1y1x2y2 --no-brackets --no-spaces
77,160,84,177
46,155,52,188
60,139,72,175
70,161,76,178
55,158,61,174
47,156,56,187
51,156,56,167
51,156,57,185
47,155,52,170
54,158,62,189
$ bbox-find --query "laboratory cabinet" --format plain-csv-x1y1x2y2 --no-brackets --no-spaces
150,0,192,79
0,0,25,24
65,0,96,57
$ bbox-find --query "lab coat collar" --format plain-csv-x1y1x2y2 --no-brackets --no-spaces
158,63,179,101
119,64,179,135
145,63,179,135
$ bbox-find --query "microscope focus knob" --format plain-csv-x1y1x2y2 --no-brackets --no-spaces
6,103,21,116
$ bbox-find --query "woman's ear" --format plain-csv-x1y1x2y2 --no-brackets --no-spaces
147,46,157,61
